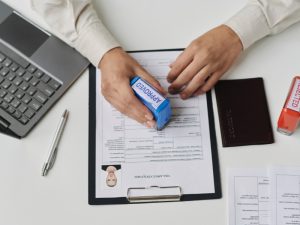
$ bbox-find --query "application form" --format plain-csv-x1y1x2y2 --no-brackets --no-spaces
228,167,300,225
272,167,300,225
94,50,217,199
228,169,271,225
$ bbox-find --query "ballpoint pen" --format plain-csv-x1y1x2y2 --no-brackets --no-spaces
42,109,69,176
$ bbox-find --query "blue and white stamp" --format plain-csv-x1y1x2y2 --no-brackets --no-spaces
130,76,172,130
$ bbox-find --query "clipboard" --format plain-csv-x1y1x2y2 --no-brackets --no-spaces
88,49,222,205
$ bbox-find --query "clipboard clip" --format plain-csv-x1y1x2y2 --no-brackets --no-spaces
127,186,182,203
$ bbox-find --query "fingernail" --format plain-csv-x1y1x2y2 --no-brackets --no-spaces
168,87,176,94
145,114,153,121
143,122,151,128
167,78,173,83
147,120,156,128
181,93,187,99
193,91,204,97
199,90,205,95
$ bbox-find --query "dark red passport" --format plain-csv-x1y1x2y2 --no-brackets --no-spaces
215,78,274,147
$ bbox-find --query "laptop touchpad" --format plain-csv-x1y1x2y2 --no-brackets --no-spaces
0,13,49,57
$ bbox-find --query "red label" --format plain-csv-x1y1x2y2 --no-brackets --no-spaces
287,78,300,112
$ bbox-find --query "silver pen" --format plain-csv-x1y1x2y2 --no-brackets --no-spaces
42,109,69,176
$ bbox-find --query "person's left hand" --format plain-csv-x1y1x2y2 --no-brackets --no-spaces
167,25,243,99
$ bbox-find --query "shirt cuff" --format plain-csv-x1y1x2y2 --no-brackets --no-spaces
224,4,271,49
74,21,120,67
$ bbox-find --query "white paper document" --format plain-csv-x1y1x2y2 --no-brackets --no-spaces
229,167,300,225
94,50,217,199
228,169,271,225
271,167,300,225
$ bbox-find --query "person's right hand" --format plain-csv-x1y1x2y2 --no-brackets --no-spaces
99,47,166,128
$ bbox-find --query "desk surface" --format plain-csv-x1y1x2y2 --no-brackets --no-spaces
0,1,299,225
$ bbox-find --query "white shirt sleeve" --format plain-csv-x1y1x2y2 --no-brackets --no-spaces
31,0,120,67
225,0,300,49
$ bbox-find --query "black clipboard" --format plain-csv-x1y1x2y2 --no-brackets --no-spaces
88,49,222,205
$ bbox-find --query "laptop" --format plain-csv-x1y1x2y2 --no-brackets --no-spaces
0,1,89,138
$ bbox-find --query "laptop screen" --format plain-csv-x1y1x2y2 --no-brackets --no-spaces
0,13,49,57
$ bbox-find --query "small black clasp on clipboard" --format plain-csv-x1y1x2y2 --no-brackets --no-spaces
127,186,182,203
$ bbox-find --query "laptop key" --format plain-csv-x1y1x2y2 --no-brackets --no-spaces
3,58,12,67
30,77,39,86
16,68,25,76
13,110,22,119
27,65,37,73
1,80,11,89
13,77,23,86
8,85,18,94
23,72,33,82
0,101,8,109
19,82,29,91
0,89,7,98
28,100,41,111
41,74,50,83
11,98,21,108
7,106,15,114
22,94,31,104
37,82,54,97
0,67,9,76
0,76,3,84
24,108,35,119
48,79,61,90
4,93,14,103
6,72,16,81
15,90,24,99
27,86,36,96
34,91,47,104
18,103,27,113
10,63,19,72
34,70,43,78
0,53,5,62
19,116,29,124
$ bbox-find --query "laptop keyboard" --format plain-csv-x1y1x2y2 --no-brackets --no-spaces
0,51,61,125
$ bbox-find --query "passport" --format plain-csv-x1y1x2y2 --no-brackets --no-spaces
215,78,274,147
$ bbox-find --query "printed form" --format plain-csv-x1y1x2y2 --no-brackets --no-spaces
272,167,300,225
228,169,271,225
229,167,300,225
95,51,216,198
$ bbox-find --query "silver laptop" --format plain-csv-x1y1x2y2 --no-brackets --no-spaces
0,1,89,138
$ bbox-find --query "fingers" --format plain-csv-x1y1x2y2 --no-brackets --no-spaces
135,67,167,95
200,70,223,93
168,58,206,95
107,85,156,128
179,65,212,99
193,70,224,97
167,50,193,83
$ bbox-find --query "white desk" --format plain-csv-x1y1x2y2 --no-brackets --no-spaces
0,1,299,225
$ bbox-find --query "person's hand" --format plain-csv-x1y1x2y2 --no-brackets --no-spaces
99,47,166,128
167,25,243,99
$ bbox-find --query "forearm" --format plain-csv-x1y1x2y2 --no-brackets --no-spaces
225,0,300,49
31,0,120,66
